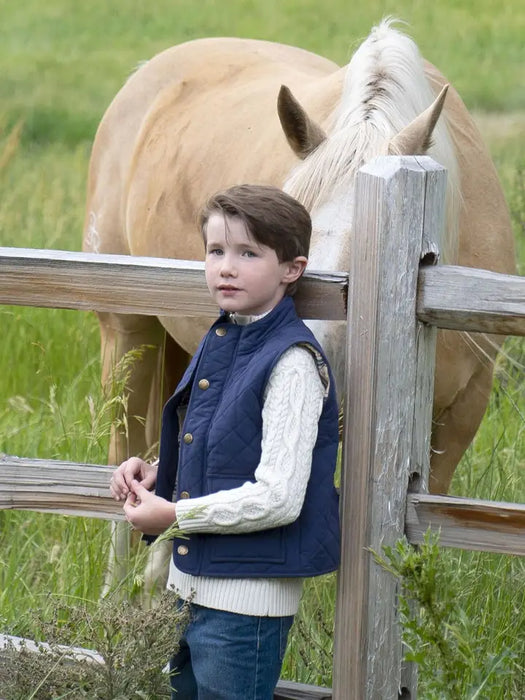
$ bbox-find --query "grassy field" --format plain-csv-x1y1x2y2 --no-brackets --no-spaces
0,0,524,697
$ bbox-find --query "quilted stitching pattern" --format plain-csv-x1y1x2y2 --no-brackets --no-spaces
156,297,340,577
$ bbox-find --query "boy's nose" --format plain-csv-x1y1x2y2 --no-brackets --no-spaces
220,256,237,277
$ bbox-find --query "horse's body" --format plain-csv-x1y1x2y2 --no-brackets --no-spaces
85,21,515,501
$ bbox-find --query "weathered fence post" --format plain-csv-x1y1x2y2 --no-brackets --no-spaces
333,156,447,699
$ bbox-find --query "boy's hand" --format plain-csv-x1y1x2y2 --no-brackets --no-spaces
110,457,157,501
123,480,177,535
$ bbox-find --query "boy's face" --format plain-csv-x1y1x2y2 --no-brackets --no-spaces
204,213,306,316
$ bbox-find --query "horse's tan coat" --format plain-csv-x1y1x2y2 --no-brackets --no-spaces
85,36,515,494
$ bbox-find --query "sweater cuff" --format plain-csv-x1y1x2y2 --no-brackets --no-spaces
175,499,211,532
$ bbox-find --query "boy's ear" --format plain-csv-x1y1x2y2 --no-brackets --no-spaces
282,256,308,284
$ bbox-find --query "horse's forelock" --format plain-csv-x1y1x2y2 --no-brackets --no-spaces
285,18,460,263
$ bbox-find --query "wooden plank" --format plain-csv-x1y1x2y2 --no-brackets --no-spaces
3,455,524,558
1,248,523,334
417,265,525,335
401,157,447,697
333,156,447,699
0,634,104,664
274,680,332,699
0,455,123,520
0,247,347,321
406,494,525,556
409,160,447,495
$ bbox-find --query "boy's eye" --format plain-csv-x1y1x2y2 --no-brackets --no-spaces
208,248,223,256
242,250,257,258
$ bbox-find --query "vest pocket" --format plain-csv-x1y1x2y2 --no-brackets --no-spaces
205,474,286,564
208,526,286,564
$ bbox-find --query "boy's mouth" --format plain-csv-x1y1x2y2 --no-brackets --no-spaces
218,284,240,291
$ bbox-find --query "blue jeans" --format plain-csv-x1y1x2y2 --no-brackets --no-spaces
169,603,294,699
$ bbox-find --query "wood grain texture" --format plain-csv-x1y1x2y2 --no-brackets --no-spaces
0,454,123,520
401,157,448,696
1,249,523,332
0,247,347,320
0,634,104,664
4,456,523,557
333,156,447,699
410,161,447,493
406,494,525,556
274,680,332,699
418,266,525,335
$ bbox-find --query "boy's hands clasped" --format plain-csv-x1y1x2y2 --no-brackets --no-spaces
110,457,177,536
110,457,157,500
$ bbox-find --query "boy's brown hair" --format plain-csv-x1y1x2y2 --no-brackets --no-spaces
199,184,312,270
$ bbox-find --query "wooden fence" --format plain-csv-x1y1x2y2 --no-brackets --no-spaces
1,156,524,699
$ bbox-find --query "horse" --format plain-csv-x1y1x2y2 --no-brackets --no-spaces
84,19,515,592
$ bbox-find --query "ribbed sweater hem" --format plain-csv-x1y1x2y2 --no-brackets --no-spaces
167,560,303,617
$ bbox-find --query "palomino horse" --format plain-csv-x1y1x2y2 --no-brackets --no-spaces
84,20,515,590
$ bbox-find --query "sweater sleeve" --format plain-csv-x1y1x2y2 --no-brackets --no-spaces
174,345,325,534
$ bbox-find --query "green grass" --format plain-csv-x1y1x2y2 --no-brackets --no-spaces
0,0,523,150
0,0,524,697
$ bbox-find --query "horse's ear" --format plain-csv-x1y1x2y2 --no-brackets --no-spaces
388,85,449,156
278,85,326,159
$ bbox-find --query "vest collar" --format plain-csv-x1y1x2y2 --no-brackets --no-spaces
230,309,271,326
215,295,298,343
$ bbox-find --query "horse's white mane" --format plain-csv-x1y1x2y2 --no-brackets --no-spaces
285,18,460,262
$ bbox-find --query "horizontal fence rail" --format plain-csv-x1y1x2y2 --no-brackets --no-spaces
418,265,525,335
2,455,525,556
406,493,525,556
0,247,347,321
0,455,122,520
0,247,524,334
0,634,104,664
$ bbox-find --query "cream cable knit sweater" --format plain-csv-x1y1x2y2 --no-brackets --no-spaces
169,343,325,616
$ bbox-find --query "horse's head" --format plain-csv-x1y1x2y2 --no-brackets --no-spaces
279,82,448,164
277,19,459,391
278,81,449,269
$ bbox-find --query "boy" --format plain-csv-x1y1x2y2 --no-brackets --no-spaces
110,184,340,700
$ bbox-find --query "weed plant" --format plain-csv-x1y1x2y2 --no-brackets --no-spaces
0,589,191,700
375,531,519,700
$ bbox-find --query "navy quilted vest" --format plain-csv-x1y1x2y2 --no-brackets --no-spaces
155,295,340,577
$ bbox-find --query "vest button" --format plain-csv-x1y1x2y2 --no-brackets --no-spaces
183,433,193,444
180,491,190,499
177,545,189,556
215,327,227,337
198,378,210,390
